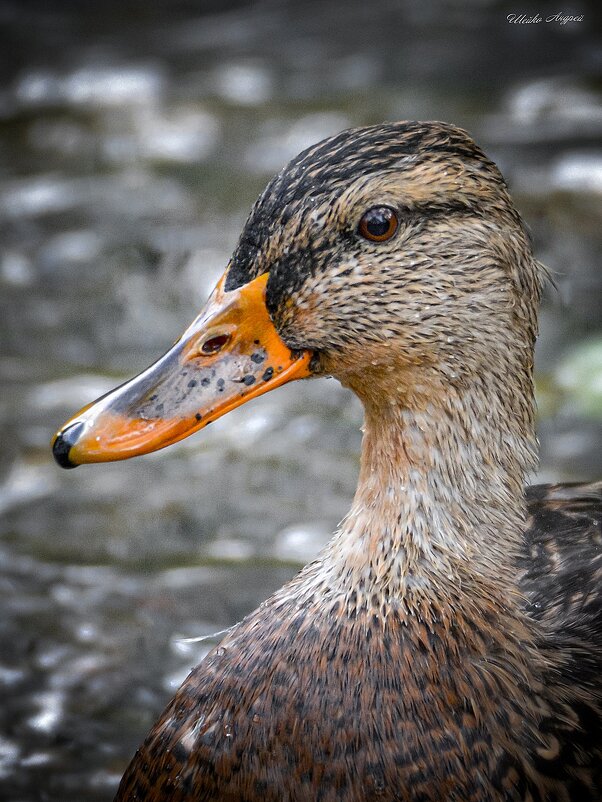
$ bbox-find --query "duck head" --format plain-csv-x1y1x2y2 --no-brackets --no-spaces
52,121,541,469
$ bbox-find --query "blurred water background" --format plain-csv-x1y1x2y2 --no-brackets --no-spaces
0,1,601,799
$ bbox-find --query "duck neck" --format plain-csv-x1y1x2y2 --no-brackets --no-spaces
324,367,538,613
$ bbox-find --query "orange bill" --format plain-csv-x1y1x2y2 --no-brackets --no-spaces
51,272,312,468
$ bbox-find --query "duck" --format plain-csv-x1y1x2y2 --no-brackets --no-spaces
51,121,602,802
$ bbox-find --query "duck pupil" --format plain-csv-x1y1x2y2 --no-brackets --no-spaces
367,211,389,235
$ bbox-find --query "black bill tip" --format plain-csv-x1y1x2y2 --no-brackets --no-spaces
52,421,86,469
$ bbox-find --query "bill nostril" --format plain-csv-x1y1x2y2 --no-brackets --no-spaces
200,333,231,355
52,421,86,469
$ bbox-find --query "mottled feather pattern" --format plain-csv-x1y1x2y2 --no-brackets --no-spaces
113,122,601,800
117,481,602,801
522,483,602,669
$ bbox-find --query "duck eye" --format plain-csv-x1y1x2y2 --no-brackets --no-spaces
358,206,398,242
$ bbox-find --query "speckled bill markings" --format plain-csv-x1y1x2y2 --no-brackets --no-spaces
51,271,312,467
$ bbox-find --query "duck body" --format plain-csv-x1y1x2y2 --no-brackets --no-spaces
115,484,602,802
51,121,602,801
